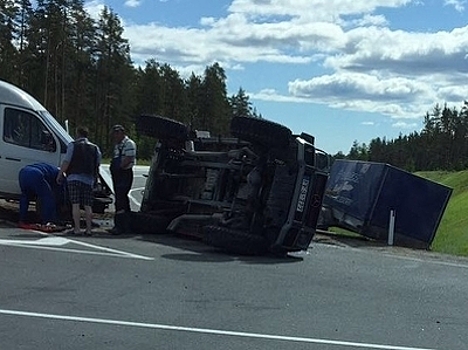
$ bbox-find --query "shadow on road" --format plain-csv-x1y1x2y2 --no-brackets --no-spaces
137,233,305,265
1,200,305,265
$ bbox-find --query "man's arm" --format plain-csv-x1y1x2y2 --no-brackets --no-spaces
121,139,136,169
56,142,73,184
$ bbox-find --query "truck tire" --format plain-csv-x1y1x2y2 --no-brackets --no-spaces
130,212,171,234
203,225,269,256
230,116,291,149
137,115,188,141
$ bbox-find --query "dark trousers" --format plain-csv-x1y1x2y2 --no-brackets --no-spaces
19,167,57,223
111,169,133,212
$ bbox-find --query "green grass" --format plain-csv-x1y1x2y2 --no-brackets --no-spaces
415,171,468,256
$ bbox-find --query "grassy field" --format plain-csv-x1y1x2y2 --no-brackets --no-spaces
415,170,468,257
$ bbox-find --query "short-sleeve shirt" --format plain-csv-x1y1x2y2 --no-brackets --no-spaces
113,136,136,170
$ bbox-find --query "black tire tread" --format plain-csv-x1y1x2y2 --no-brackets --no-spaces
137,115,188,140
203,225,269,256
230,116,291,149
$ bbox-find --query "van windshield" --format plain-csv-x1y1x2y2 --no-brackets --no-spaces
39,110,73,144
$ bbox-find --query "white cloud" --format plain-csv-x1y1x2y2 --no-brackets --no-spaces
124,19,317,67
228,0,413,22
392,121,419,129
325,26,468,76
250,88,315,103
287,73,437,118
89,0,468,125
346,14,388,27
84,0,104,20
125,0,142,8
444,0,466,12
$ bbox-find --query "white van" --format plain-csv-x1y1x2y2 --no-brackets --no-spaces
0,80,112,212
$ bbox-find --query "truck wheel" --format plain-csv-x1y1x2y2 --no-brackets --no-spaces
130,212,171,234
137,115,188,141
203,225,269,256
230,116,292,149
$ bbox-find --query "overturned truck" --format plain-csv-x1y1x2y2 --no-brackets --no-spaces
132,115,329,256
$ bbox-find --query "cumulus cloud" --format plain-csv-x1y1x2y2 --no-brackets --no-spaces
228,0,412,22
286,73,441,118
325,26,468,76
444,0,466,12
84,0,104,20
392,121,419,129
125,0,142,7
90,0,468,124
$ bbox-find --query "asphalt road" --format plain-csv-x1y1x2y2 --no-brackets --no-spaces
0,166,467,350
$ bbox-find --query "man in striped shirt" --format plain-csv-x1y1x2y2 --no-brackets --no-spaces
107,124,137,235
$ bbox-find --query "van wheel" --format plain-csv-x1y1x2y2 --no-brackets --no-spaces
203,225,269,256
137,115,188,141
230,116,291,149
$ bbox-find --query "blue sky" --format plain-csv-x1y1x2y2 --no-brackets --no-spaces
84,0,468,154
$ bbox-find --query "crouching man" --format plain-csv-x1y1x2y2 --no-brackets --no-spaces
18,163,61,229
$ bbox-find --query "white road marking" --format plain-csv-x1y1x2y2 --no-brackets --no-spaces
129,187,144,207
0,309,437,350
0,234,153,261
0,236,69,246
69,238,153,260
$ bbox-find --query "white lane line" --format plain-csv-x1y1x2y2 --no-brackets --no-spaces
0,236,69,246
0,234,154,261
129,187,144,207
0,309,437,350
70,239,153,260
0,243,146,259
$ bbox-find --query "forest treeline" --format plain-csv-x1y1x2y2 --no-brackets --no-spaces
0,0,259,158
1,1,467,171
343,102,468,171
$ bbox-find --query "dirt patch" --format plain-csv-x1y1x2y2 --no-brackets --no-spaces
314,229,468,264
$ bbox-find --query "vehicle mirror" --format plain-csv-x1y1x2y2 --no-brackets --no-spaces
41,130,56,152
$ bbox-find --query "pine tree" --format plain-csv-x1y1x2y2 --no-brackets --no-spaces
0,0,20,82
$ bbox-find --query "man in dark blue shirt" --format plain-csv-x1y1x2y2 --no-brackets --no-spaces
18,163,60,227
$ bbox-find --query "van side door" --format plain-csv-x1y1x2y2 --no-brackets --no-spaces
0,106,61,198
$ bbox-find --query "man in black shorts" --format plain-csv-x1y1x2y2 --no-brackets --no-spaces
57,126,101,235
